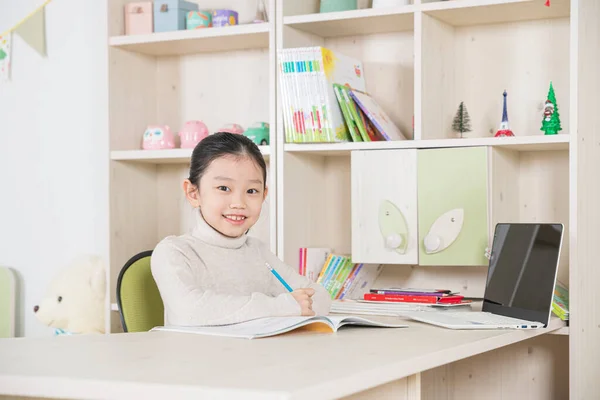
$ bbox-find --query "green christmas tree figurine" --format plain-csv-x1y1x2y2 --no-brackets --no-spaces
452,101,472,138
541,81,562,135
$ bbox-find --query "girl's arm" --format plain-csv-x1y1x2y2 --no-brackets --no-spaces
150,239,302,326
259,242,332,316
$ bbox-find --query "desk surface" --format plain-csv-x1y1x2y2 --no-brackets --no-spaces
0,316,564,400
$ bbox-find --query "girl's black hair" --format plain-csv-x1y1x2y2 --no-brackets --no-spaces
188,132,267,188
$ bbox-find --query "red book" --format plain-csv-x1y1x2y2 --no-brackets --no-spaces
363,293,464,304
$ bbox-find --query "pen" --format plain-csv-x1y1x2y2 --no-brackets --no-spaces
265,262,293,292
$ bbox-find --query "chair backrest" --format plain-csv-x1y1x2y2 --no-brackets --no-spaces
116,251,164,332
0,266,16,338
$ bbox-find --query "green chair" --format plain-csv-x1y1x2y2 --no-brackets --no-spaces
0,266,16,338
116,251,164,332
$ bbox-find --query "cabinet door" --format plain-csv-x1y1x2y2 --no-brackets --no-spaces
351,149,418,265
417,147,489,266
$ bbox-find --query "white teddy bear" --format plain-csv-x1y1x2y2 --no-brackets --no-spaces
33,254,106,335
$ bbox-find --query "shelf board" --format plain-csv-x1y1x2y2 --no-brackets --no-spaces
550,326,569,335
421,0,570,27
284,134,570,156
283,5,415,38
108,23,270,56
111,146,271,164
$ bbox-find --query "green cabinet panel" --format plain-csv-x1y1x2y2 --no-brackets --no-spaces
417,147,489,266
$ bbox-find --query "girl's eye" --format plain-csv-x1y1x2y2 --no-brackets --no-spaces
217,186,230,192
247,189,259,194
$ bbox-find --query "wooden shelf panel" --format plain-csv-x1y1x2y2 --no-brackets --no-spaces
283,5,415,38
421,0,570,27
550,326,569,335
111,146,271,164
282,0,569,38
109,24,270,56
284,134,570,156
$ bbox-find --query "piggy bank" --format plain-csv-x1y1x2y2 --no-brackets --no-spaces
142,125,175,150
179,120,209,149
218,123,244,135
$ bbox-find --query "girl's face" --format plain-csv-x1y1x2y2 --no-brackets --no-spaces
187,154,267,238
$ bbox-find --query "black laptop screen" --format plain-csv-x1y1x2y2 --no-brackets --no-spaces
482,223,563,326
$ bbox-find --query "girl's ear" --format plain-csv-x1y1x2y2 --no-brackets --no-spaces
263,185,269,201
183,179,201,208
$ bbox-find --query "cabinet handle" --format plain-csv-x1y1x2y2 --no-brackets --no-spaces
379,200,409,254
423,208,464,254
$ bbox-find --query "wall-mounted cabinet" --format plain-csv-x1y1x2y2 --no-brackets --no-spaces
351,146,528,267
417,147,490,266
351,149,418,265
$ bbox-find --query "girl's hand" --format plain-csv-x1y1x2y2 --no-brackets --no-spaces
291,288,315,316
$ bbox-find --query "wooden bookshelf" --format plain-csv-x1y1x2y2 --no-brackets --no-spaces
274,0,594,398
106,0,277,336
104,0,600,397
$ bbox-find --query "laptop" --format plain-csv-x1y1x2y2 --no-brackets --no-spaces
398,223,564,330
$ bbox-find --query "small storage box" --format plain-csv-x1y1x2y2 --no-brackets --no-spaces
124,2,153,35
212,9,239,27
153,0,199,32
187,10,212,29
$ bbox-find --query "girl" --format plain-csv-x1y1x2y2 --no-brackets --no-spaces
151,132,332,326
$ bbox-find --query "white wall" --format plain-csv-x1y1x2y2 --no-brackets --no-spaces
0,0,108,337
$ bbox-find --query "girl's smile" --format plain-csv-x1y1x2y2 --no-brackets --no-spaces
223,214,248,225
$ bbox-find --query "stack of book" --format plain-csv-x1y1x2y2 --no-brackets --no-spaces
364,288,465,305
298,248,382,300
330,288,471,317
330,299,471,316
277,46,407,144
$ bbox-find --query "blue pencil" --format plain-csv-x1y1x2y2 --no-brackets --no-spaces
265,262,293,292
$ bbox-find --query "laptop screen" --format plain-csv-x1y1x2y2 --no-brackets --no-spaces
482,223,564,325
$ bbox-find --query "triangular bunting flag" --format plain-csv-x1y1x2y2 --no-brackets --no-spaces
0,33,11,82
15,6,47,56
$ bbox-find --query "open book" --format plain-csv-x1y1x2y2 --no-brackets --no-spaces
150,315,408,339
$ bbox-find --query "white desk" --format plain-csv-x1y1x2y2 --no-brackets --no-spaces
0,317,565,400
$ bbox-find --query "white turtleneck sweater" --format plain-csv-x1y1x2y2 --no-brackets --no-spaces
150,210,332,326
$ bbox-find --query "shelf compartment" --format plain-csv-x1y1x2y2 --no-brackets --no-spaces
284,134,569,156
109,24,270,56
111,146,271,164
421,0,570,27
419,7,570,141
283,5,415,38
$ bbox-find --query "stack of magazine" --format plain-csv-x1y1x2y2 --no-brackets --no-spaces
552,281,569,321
